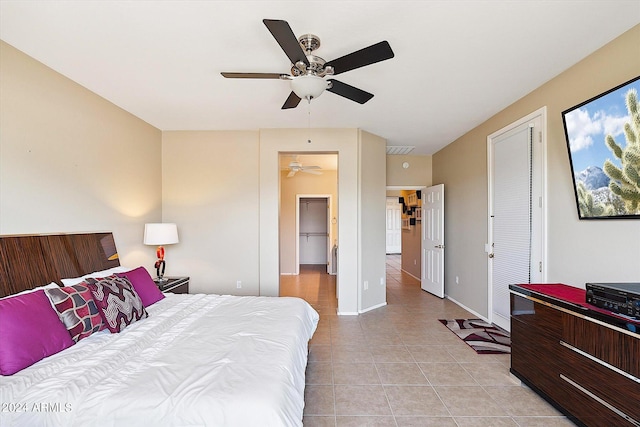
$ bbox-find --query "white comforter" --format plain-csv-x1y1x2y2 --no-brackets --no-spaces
0,294,319,427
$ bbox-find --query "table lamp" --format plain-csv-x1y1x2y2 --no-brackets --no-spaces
143,223,179,282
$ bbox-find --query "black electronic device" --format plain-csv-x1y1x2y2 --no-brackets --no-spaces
586,282,640,318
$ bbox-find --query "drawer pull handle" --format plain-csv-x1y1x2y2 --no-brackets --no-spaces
560,341,640,384
560,374,640,426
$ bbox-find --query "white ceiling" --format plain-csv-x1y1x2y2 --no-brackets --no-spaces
1,1,639,155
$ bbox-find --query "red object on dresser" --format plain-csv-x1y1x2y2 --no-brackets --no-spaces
517,283,640,325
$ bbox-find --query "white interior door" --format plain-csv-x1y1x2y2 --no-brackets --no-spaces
386,197,402,254
488,108,546,331
422,184,445,298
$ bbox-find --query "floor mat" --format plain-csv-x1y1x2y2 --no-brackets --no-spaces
438,319,511,354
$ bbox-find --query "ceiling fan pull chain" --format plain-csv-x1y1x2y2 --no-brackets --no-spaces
307,102,312,143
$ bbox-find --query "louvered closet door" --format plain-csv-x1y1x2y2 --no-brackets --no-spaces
489,109,546,332
491,124,532,331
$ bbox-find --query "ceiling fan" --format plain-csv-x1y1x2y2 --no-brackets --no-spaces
221,19,394,109
285,159,322,177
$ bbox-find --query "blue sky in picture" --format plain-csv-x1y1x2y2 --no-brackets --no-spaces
564,78,640,174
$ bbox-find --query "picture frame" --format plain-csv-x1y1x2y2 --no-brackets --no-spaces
402,217,410,230
562,75,640,219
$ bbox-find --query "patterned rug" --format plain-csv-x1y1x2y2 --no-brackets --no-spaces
438,319,511,354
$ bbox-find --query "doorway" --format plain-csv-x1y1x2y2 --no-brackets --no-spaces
385,186,428,289
278,153,338,296
297,196,332,274
488,107,547,331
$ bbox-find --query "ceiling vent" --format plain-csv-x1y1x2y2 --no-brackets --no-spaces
386,146,415,155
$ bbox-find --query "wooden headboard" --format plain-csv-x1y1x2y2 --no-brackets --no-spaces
0,232,120,297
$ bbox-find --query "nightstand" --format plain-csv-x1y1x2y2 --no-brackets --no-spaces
155,276,190,294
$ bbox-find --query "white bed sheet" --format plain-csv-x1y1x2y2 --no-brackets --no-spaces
0,293,319,427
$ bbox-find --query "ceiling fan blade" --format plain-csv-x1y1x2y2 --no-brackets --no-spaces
302,165,321,170
287,170,297,177
282,92,302,109
327,79,374,104
221,72,287,79
263,19,310,67
325,41,394,75
301,169,322,175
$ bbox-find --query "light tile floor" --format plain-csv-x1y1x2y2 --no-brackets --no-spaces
280,255,576,427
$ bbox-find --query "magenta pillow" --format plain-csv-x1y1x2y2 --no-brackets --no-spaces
86,276,148,333
0,290,74,376
116,267,164,307
45,284,104,342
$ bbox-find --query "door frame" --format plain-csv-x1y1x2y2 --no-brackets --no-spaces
487,106,548,329
296,194,333,275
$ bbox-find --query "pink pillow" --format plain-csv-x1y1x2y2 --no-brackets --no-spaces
45,284,104,342
0,290,74,376
86,276,148,333
116,267,164,307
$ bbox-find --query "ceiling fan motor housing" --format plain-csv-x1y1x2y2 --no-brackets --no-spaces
291,34,334,78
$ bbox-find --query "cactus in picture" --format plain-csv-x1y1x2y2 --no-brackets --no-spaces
576,181,615,217
602,88,640,214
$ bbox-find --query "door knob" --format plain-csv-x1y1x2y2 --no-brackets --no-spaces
489,253,494,258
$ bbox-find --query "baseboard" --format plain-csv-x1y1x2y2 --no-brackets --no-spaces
400,269,420,281
445,295,489,322
359,301,387,314
337,311,359,316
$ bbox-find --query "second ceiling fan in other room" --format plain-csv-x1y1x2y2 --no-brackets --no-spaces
285,159,323,177
221,19,394,109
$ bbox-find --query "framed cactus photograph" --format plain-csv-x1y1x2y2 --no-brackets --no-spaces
562,75,640,219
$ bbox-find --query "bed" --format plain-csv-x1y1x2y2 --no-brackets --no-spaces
0,233,319,427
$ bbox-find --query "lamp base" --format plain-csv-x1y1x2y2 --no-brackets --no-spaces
155,259,166,282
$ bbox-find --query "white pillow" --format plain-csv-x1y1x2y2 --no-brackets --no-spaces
61,266,131,286
0,282,59,300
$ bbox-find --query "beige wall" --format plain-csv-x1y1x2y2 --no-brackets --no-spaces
358,130,387,312
163,128,387,313
387,155,432,186
433,25,640,317
0,41,162,270
161,131,260,294
280,168,338,274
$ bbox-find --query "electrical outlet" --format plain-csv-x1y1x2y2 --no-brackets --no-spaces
455,276,459,284
364,280,369,290
236,280,242,289
380,277,384,285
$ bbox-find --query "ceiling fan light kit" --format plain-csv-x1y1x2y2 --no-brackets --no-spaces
221,19,394,109
291,75,328,100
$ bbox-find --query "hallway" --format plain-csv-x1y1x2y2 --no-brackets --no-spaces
281,256,573,426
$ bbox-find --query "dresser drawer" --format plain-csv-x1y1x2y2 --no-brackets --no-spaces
559,340,640,425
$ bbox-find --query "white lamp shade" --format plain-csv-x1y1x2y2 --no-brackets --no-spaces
290,75,328,100
144,223,179,245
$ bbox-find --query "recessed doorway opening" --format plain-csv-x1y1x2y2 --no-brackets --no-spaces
278,153,338,296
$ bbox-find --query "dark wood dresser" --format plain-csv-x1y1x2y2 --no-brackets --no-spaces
509,283,639,427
